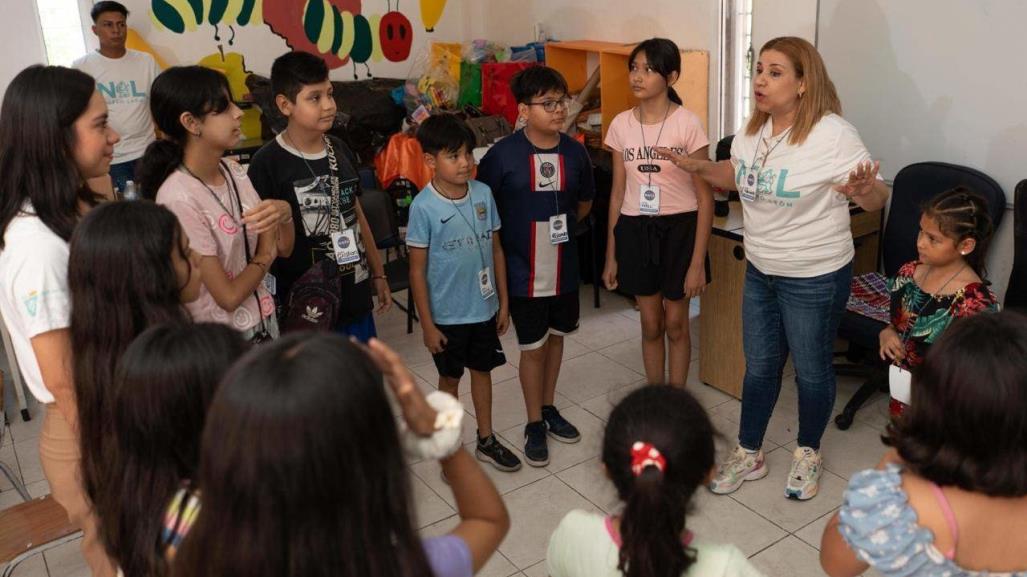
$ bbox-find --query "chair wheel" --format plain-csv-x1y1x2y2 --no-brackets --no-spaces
834,412,853,430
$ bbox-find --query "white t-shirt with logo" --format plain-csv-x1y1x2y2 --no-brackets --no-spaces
73,49,160,164
0,209,72,404
731,113,874,278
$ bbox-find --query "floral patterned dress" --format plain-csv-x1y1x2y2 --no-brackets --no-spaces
888,261,998,415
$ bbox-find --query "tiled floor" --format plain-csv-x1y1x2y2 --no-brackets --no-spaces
0,286,892,577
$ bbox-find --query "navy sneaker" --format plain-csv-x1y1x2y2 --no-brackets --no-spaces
523,421,549,467
542,405,581,444
476,433,522,472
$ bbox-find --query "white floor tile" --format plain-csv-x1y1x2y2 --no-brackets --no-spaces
553,353,646,404
554,457,620,514
8,408,44,444
43,538,89,577
791,422,888,481
522,559,549,577
571,313,641,351
794,508,838,551
689,490,788,557
0,442,24,491
9,552,48,577
577,380,646,423
750,535,829,577
410,472,455,529
410,445,550,509
14,438,43,485
498,476,598,569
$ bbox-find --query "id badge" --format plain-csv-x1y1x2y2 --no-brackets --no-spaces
331,229,361,265
639,184,661,215
478,267,496,299
549,214,569,244
262,273,277,296
889,364,912,405
739,167,757,202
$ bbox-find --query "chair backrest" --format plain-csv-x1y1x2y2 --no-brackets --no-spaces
883,162,1005,277
359,187,401,249
1006,179,1027,310
715,135,734,162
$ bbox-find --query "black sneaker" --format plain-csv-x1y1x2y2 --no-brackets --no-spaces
542,405,581,444
523,421,549,467
475,433,522,472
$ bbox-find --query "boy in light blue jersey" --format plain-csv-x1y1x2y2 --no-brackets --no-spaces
408,114,521,472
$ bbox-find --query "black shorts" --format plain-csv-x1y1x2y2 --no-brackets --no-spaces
509,292,580,350
614,211,711,300
432,316,506,379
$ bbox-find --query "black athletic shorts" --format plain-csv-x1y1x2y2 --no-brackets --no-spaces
432,315,506,378
509,291,580,350
614,211,711,300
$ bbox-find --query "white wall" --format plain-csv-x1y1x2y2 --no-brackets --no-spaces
818,0,1019,302
0,0,47,99
465,0,723,140
751,0,817,56
117,0,467,81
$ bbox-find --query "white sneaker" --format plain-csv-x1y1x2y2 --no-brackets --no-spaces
709,445,768,494
785,446,822,500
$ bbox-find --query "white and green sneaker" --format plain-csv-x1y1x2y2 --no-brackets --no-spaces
784,446,822,500
709,445,768,494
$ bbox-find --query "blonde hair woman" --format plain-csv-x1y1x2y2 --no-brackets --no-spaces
659,37,890,501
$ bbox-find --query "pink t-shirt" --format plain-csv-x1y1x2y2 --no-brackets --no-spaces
605,106,709,216
156,160,275,332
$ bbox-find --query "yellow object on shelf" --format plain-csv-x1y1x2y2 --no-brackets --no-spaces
198,51,262,140
420,0,448,32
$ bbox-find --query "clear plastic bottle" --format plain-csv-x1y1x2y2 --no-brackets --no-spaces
122,180,138,201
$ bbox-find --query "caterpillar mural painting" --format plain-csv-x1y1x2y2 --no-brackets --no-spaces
151,0,418,76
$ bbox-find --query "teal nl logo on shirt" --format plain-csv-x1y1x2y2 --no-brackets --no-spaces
735,159,800,200
97,81,147,103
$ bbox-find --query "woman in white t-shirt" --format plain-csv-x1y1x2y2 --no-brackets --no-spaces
0,65,121,577
603,38,713,387
661,37,890,501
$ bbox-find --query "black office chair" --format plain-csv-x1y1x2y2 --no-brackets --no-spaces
1006,180,1026,312
360,187,417,334
833,162,1006,430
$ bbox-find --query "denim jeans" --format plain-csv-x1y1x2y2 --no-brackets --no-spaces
737,261,852,451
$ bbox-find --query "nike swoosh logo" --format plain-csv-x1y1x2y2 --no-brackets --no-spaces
441,214,456,224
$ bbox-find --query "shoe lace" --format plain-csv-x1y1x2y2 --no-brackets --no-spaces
792,450,817,480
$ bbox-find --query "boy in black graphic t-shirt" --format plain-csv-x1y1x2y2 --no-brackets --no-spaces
248,52,390,341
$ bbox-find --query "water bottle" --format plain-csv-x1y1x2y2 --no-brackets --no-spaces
122,180,138,201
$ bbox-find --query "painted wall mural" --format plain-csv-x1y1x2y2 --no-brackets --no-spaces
150,0,447,77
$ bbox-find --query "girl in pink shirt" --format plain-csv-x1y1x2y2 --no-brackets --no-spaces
138,66,294,342
602,38,714,387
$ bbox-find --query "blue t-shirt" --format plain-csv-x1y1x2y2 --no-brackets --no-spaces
477,130,596,298
406,180,501,325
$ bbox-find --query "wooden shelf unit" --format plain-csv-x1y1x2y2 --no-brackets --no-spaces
545,40,710,141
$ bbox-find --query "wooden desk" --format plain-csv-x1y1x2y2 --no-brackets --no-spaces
698,202,881,398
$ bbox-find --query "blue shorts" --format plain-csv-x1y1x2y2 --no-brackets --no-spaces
336,312,377,343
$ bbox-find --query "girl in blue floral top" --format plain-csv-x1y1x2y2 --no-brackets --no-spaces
878,187,998,416
821,311,1027,577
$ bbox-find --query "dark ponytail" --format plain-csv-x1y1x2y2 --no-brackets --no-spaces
137,140,183,201
629,38,684,107
136,66,232,200
602,385,715,577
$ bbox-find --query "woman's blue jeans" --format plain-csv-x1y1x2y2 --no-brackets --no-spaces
737,261,852,451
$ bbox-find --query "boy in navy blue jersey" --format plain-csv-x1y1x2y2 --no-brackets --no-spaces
409,114,521,472
477,67,595,467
